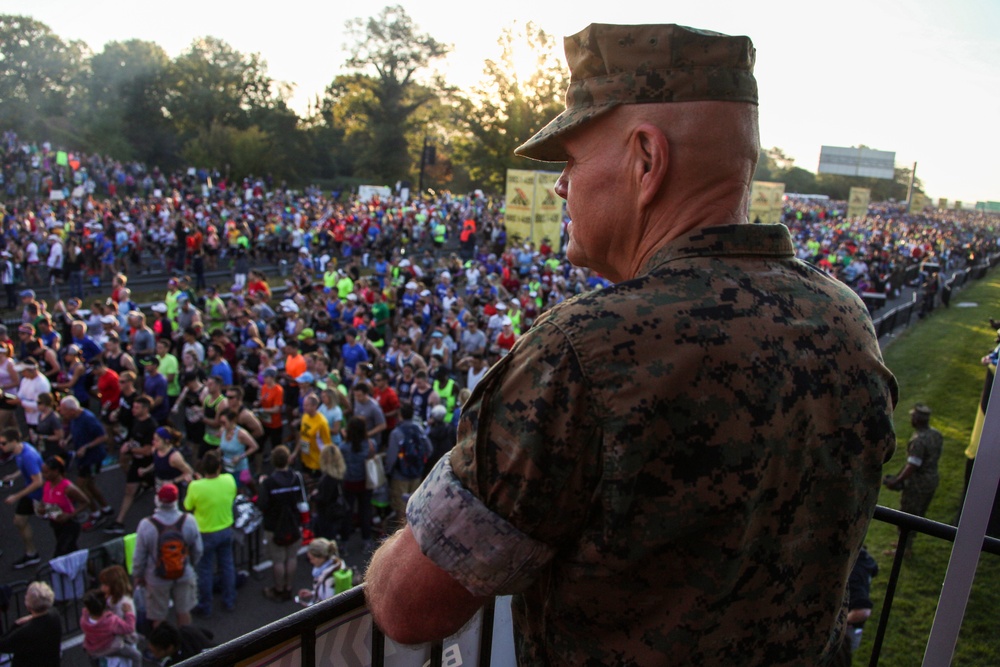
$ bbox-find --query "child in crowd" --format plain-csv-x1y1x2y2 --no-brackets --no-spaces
100,565,141,646
80,588,142,666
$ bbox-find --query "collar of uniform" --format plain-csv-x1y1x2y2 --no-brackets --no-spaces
642,223,794,274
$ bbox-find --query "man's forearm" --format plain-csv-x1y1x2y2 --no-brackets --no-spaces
365,527,486,645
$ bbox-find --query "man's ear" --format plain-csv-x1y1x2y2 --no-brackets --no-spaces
630,124,669,208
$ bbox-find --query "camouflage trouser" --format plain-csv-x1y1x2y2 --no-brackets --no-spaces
900,479,937,517
899,479,938,550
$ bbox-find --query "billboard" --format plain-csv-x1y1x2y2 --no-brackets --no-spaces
818,146,896,180
504,169,564,251
749,181,784,224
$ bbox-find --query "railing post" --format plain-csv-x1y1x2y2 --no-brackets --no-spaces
371,620,386,667
868,530,910,667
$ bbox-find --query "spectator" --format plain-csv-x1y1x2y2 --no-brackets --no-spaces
311,439,347,540
384,402,433,533
80,588,141,665
0,581,62,667
257,445,304,602
185,450,238,617
295,537,347,606
146,621,215,666
365,23,897,662
338,417,377,549
133,483,203,628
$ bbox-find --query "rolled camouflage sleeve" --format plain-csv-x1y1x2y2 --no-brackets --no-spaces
408,455,556,597
409,317,603,595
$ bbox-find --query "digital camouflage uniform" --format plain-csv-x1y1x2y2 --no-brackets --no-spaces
900,426,943,518
408,223,898,666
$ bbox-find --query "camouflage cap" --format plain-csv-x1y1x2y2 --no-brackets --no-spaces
515,23,758,162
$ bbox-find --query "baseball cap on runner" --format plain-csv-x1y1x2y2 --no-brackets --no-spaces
515,23,758,162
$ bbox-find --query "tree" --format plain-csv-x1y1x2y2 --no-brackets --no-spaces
451,21,567,192
340,5,450,183
776,166,817,194
166,37,282,137
0,15,88,139
181,123,273,183
84,39,176,165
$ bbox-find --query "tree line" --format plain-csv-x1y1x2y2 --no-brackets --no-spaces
1,7,922,200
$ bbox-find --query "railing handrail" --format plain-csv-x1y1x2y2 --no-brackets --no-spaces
180,504,996,667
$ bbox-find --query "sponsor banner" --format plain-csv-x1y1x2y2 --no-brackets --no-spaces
848,187,871,220
534,171,563,253
749,181,784,224
505,169,564,249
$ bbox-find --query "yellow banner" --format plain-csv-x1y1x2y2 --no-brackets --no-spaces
749,181,784,224
533,171,563,253
848,187,871,220
504,169,536,247
909,193,928,213
955,200,962,210
938,198,948,210
505,169,564,250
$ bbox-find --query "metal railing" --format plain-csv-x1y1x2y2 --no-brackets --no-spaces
179,506,1000,667
0,528,263,640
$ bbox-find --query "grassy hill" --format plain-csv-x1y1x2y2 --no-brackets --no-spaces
860,271,1000,666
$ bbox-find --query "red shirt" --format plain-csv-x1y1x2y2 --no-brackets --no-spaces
373,386,400,430
260,383,284,429
97,369,121,411
247,280,271,300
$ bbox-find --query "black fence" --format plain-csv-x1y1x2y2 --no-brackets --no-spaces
0,527,262,642
176,506,1000,667
873,254,1000,342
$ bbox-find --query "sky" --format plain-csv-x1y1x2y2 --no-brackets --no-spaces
10,0,1000,204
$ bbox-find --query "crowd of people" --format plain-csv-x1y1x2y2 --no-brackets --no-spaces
1,115,999,665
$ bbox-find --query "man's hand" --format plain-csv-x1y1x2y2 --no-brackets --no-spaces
883,475,901,491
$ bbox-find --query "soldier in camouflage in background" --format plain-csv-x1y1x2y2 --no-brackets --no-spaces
366,22,898,666
883,404,943,556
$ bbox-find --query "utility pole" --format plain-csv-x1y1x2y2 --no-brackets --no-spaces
906,161,918,212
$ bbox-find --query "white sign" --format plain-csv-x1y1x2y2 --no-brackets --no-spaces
358,185,392,203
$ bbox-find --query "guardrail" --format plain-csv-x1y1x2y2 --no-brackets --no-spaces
178,506,1000,667
0,527,262,641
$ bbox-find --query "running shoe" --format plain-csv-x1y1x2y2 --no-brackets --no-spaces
104,522,126,535
12,553,40,569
